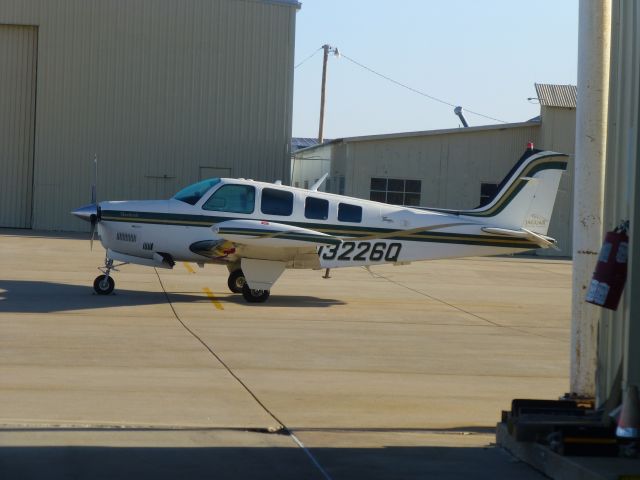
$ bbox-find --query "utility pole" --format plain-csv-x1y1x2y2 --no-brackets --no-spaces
317,44,338,144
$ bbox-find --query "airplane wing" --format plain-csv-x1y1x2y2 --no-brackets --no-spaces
213,219,342,248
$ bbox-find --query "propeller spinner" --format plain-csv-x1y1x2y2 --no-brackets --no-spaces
71,155,101,249
71,203,101,249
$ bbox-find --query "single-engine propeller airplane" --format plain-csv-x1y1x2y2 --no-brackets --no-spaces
72,147,568,303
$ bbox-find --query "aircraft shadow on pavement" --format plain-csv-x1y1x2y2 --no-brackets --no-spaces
0,280,344,314
0,443,546,480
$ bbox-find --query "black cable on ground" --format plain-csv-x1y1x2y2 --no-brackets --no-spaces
153,268,286,430
153,269,334,480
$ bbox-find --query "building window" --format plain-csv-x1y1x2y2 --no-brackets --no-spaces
369,178,421,206
305,197,329,220
338,203,362,223
202,184,255,213
480,182,499,207
261,188,293,216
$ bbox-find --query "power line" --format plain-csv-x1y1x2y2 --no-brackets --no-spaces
339,52,509,124
294,47,322,69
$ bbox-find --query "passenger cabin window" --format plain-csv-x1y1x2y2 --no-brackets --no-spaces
202,184,255,214
305,197,329,220
261,188,293,216
338,203,362,223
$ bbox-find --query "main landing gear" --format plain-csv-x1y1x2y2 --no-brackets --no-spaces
227,268,270,303
227,269,246,293
93,257,126,295
241,283,270,303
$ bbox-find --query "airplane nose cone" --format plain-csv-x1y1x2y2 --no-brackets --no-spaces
71,204,98,222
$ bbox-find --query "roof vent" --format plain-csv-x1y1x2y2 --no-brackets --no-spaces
454,106,469,128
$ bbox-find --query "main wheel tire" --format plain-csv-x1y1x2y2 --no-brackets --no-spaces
241,283,270,303
227,269,246,294
93,274,115,295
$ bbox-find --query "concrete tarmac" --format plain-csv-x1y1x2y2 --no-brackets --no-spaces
0,230,570,479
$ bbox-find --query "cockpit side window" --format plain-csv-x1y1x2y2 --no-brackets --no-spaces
202,184,255,214
173,178,221,205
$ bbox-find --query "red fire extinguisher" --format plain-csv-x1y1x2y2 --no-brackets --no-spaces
586,221,629,310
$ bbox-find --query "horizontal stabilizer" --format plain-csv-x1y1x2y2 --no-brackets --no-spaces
481,227,558,249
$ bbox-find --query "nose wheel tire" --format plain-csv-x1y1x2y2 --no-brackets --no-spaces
241,283,270,303
93,274,115,295
227,269,246,294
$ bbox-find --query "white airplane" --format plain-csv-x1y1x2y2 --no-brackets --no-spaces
72,148,568,303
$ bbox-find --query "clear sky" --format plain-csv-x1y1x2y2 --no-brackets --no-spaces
292,0,578,139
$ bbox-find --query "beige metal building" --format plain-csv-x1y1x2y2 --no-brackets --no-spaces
0,0,299,231
293,84,577,257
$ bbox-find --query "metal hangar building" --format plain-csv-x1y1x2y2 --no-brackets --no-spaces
0,0,299,231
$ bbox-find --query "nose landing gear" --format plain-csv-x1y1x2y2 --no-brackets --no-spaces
93,257,127,295
93,274,115,295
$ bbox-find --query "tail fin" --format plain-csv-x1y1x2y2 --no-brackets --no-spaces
461,149,568,235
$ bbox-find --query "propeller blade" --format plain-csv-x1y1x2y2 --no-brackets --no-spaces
90,216,96,251
90,155,99,250
89,205,102,251
92,154,98,203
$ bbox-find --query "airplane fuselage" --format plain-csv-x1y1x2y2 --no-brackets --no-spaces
73,149,567,301
96,179,539,271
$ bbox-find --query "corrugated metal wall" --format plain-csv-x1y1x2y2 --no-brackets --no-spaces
597,0,640,402
0,0,297,231
0,25,37,228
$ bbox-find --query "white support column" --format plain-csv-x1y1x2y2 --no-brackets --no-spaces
571,0,612,397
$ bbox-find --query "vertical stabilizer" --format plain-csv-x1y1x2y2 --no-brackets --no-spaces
458,150,569,234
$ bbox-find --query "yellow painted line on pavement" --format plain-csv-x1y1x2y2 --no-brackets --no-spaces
183,262,196,274
203,287,224,310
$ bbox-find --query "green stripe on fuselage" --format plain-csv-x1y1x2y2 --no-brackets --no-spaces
101,210,538,249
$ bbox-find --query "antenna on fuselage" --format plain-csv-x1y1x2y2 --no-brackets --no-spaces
310,173,329,192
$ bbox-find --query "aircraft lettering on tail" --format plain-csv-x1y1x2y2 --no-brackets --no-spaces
72,147,568,303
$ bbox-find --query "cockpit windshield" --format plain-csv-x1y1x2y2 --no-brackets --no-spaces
173,178,221,205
